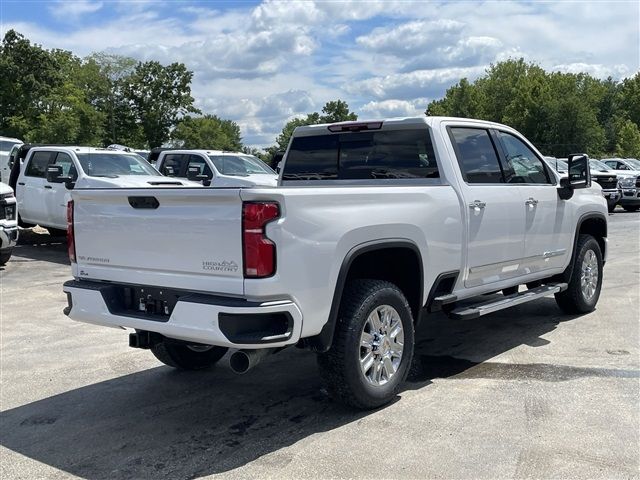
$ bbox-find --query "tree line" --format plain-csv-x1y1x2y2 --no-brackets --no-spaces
2,30,638,160
427,59,640,158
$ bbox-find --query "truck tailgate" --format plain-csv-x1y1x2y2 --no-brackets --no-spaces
71,188,244,295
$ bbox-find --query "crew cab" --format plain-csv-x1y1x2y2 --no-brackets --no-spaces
601,158,640,212
155,149,277,187
1,136,23,184
63,117,608,409
15,146,198,234
0,181,18,265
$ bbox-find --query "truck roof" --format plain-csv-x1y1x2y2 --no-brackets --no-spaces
292,116,514,136
158,149,253,156
0,136,22,142
30,146,138,155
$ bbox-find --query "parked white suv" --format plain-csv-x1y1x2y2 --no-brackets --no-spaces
155,150,277,187
0,136,23,184
63,117,607,409
16,146,198,233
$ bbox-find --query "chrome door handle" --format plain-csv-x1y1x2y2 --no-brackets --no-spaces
468,200,486,210
525,197,538,207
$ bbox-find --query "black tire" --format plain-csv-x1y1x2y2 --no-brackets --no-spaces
607,203,616,213
47,228,67,237
555,234,603,314
151,342,228,370
317,279,415,410
502,286,519,296
623,205,639,212
0,249,12,266
18,215,34,228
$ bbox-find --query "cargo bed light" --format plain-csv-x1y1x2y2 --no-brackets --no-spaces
327,122,383,132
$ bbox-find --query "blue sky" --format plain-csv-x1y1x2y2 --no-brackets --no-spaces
1,0,639,147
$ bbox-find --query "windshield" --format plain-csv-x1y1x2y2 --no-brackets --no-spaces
76,153,158,177
0,140,21,151
589,159,611,172
208,154,274,175
625,159,640,170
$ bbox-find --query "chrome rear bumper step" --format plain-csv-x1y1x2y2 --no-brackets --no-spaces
449,283,568,320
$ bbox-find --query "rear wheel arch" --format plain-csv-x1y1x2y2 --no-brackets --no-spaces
304,239,423,352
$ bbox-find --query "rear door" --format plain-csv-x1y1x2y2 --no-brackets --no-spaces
72,188,245,295
447,126,526,288
494,130,572,272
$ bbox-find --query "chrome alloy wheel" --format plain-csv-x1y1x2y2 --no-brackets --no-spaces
580,249,599,300
359,305,404,386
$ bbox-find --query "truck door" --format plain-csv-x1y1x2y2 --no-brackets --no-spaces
447,126,526,288
45,152,76,229
494,130,572,272
18,151,56,225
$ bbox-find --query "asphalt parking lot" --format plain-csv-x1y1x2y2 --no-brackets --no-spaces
1,211,639,480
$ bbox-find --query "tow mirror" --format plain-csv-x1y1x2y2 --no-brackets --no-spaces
46,165,73,185
558,153,591,200
273,151,285,173
567,153,590,188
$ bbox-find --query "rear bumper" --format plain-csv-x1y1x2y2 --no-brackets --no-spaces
63,280,303,349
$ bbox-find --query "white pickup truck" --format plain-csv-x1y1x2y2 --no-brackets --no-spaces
0,136,23,184
63,117,608,409
154,149,277,187
0,181,18,265
13,146,198,234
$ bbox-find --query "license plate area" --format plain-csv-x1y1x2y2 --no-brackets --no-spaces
102,285,182,322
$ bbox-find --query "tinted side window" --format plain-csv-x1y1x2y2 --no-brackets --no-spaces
283,129,438,180
496,132,550,184
449,128,503,183
187,155,212,178
161,154,186,176
25,151,56,178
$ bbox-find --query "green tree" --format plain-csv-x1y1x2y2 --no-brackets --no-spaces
0,30,61,138
618,73,640,127
266,100,357,160
171,114,242,150
87,53,143,146
615,119,640,157
123,61,199,148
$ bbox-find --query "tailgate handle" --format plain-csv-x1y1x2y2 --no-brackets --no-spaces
128,196,159,209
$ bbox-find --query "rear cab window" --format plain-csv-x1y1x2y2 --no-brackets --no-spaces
282,128,439,182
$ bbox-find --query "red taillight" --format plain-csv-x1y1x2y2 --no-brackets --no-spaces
242,201,279,278
67,200,76,263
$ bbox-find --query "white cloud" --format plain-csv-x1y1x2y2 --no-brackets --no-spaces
3,0,638,147
49,0,103,19
360,99,427,118
349,67,486,100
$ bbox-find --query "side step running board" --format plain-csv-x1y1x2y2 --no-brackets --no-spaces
449,283,568,320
